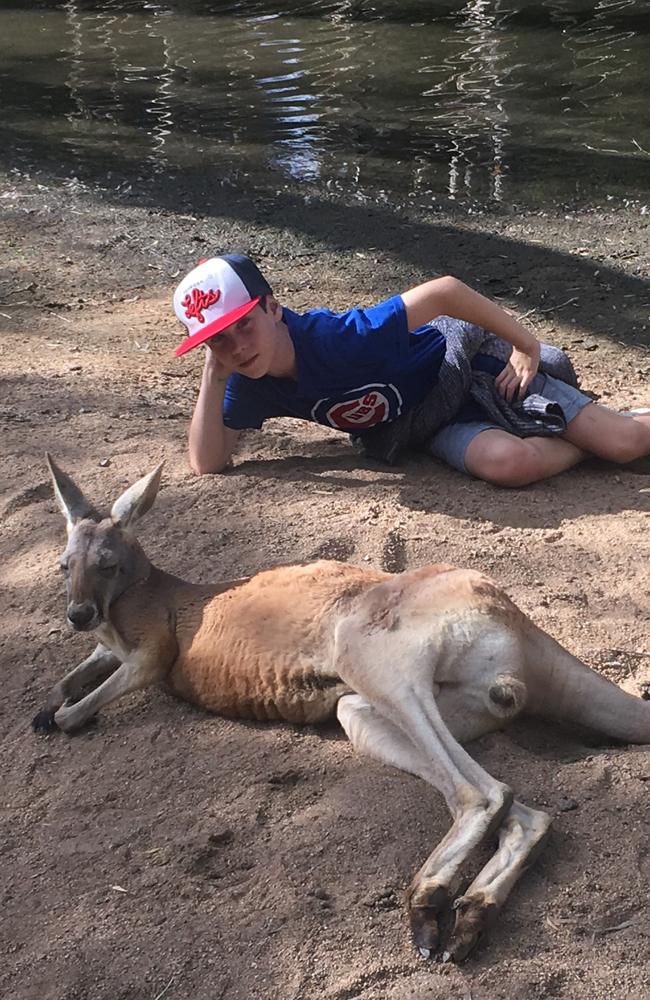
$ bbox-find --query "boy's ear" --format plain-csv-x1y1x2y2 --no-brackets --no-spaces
268,295,282,318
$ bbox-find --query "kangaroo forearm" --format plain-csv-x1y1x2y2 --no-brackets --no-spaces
44,645,121,712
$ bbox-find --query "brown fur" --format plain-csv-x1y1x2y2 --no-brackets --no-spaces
165,561,382,722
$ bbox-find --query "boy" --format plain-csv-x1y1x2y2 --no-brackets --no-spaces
173,254,650,487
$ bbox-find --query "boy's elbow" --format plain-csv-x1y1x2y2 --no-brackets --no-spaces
434,274,464,309
189,454,230,476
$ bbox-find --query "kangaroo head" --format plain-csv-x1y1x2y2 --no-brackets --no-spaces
46,454,164,632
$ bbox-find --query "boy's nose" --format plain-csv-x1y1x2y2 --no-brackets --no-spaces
231,338,247,360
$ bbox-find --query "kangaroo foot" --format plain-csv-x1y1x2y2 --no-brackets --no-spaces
31,708,59,734
443,891,498,963
407,883,452,957
31,679,89,734
640,682,650,702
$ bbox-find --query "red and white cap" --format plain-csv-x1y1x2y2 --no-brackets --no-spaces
173,254,273,357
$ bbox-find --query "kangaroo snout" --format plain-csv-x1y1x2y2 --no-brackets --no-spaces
67,601,100,631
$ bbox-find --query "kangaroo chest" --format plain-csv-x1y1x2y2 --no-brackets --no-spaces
95,621,134,664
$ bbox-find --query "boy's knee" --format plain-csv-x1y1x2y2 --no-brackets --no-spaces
467,436,544,488
602,420,648,464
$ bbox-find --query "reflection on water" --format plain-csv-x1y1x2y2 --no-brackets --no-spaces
0,0,648,209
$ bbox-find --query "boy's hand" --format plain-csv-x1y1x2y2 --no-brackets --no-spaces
495,339,541,401
204,343,235,381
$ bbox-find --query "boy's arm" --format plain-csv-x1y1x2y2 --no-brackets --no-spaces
188,350,241,474
400,275,541,400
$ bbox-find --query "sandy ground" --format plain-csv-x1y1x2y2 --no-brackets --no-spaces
1,171,649,1000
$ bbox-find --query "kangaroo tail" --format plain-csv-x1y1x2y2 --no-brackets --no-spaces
523,623,650,744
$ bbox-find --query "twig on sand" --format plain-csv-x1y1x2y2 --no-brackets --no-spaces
590,917,637,945
44,310,73,324
519,296,579,321
596,917,637,935
632,138,650,158
152,977,174,1000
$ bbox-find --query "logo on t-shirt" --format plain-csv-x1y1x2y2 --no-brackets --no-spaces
311,383,403,430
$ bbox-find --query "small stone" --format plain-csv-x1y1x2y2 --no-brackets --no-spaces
361,887,398,910
558,798,578,812
99,458,111,467
208,829,234,847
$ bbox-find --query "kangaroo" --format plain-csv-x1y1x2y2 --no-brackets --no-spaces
34,455,650,963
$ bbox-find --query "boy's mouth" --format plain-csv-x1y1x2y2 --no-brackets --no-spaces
239,355,259,370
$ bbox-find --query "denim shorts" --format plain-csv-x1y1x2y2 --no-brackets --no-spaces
429,372,593,474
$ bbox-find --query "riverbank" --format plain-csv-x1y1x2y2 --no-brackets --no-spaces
1,167,649,1000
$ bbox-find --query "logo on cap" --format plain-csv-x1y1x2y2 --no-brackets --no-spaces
182,287,221,324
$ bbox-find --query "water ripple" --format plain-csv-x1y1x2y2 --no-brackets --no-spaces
0,0,647,207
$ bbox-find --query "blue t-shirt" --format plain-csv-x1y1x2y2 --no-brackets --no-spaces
222,295,446,433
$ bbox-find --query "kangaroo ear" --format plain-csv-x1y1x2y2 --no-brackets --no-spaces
46,453,98,533
111,462,164,528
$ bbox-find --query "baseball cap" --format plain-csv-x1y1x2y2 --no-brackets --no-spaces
173,254,273,357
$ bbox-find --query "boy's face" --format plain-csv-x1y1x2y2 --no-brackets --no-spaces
206,298,281,378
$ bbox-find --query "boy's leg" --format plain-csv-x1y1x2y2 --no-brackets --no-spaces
430,421,586,488
464,430,586,487
429,375,649,487
562,403,650,463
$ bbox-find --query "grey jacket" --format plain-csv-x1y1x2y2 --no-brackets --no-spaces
355,316,580,465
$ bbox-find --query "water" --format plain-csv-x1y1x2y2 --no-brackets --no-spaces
1,0,649,211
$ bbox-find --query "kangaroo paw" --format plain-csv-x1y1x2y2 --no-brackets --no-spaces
443,892,499,963
31,708,60,734
407,883,451,958
639,683,650,702
53,700,98,734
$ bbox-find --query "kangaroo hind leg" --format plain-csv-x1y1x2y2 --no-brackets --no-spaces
434,627,528,743
334,605,513,959
445,800,551,962
336,691,512,959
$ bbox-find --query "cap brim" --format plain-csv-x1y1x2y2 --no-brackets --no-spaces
174,297,261,357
